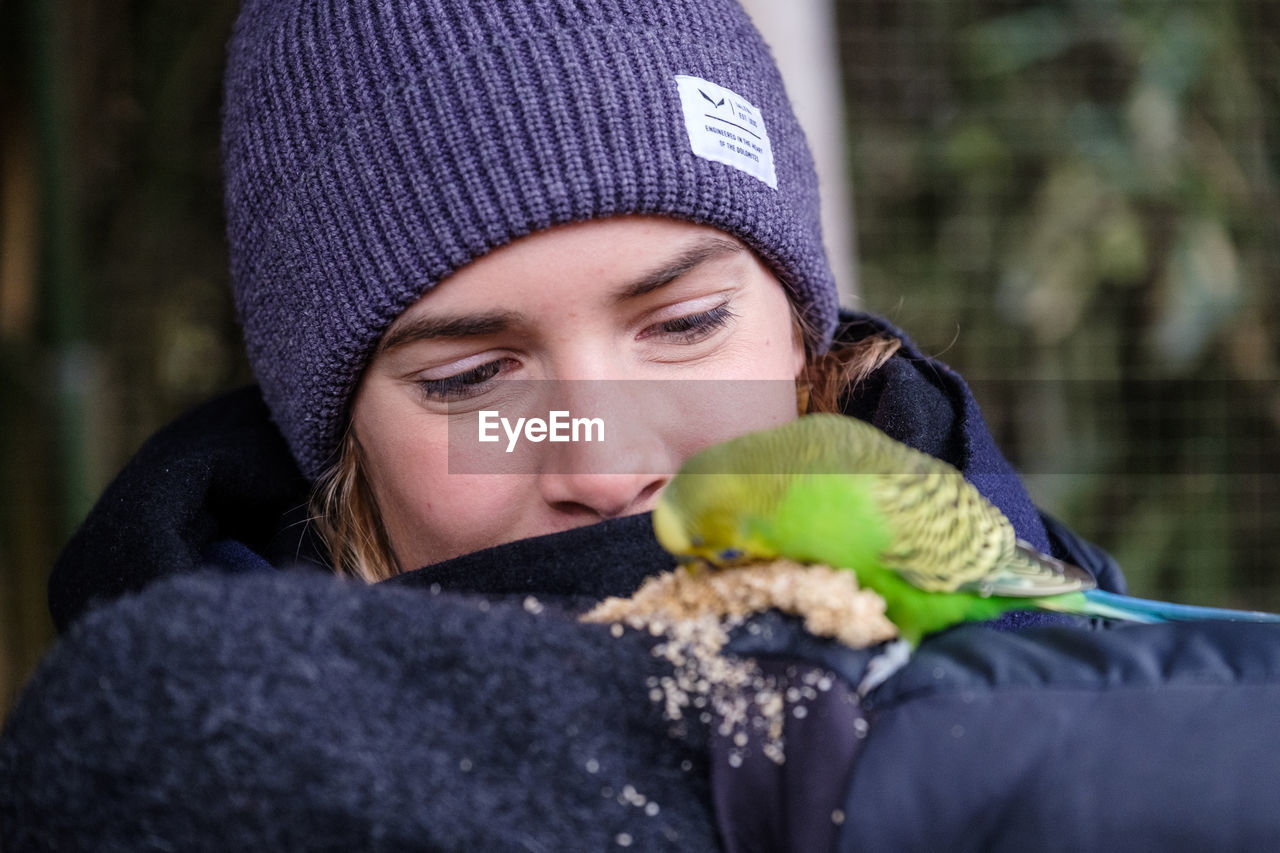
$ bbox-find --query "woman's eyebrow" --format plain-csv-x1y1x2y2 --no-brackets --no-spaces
612,236,745,303
376,310,523,354
376,237,743,353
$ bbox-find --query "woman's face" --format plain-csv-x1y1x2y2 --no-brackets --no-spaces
351,216,806,571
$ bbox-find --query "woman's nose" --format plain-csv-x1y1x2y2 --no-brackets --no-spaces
534,380,679,519
538,471,669,520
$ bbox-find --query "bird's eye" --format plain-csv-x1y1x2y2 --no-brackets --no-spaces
690,535,705,547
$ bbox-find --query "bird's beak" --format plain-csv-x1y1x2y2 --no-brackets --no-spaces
652,501,691,556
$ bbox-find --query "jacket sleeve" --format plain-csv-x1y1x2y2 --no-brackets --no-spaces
715,613,1280,852
1,571,720,851
47,387,311,633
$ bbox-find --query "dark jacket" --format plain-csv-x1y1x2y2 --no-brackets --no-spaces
4,314,1280,851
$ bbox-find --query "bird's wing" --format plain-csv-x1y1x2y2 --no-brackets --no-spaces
873,472,1092,596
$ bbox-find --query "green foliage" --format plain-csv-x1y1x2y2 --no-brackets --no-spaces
0,0,247,719
838,0,1280,607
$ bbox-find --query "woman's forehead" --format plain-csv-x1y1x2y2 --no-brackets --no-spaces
396,217,756,315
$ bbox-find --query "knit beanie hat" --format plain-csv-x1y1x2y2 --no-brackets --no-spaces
222,0,841,479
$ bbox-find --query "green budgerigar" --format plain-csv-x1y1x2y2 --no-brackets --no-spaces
653,413,1280,684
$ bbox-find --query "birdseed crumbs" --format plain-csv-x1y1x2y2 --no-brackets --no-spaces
581,560,896,764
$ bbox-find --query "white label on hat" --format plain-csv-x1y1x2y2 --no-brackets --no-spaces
675,75,777,189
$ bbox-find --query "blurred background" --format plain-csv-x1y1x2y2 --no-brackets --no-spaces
1,0,1278,718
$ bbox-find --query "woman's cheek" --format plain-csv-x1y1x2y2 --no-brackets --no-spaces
656,376,799,456
394,472,528,567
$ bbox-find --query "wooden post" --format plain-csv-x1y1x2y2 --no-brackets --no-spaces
739,0,860,305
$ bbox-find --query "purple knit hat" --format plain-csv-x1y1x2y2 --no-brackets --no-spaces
222,0,840,479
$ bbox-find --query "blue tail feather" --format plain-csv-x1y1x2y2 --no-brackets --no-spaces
1079,589,1280,624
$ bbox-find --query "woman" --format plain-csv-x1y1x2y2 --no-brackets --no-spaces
44,0,1070,613
7,1,1278,850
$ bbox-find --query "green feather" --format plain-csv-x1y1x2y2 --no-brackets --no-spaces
654,413,1095,646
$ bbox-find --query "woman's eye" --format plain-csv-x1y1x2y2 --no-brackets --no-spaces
416,359,508,402
647,303,735,344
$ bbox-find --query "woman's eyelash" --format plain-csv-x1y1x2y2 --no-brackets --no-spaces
417,306,732,401
652,304,735,343
417,359,505,401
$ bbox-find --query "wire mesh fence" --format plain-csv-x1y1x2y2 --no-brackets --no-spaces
837,0,1280,608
